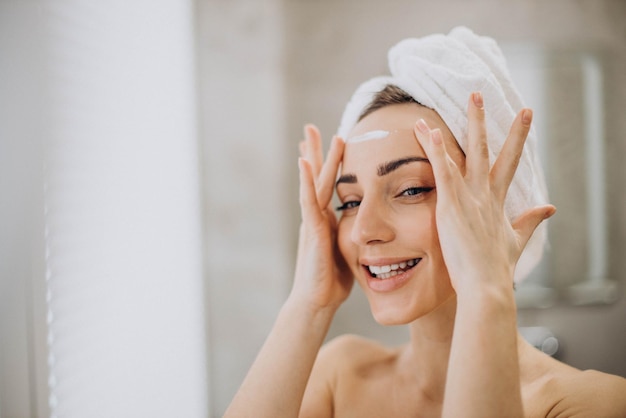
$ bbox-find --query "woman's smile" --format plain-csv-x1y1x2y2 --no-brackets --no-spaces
365,257,421,279
362,257,422,292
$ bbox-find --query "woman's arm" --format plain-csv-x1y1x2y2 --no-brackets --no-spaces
447,277,522,417
224,299,337,418
224,127,352,418
414,92,555,417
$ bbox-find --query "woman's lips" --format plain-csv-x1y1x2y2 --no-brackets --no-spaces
366,258,421,278
362,258,422,292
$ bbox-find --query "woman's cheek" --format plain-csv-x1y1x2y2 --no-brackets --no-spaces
397,203,437,246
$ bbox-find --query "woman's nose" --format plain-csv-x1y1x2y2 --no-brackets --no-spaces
350,199,395,245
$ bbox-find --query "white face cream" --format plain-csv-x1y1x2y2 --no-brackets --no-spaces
344,130,390,144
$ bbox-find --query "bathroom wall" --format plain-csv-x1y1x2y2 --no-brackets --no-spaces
200,0,626,415
0,3,48,416
195,0,292,413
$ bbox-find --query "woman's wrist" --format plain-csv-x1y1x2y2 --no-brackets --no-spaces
283,292,339,328
453,261,514,291
454,267,517,314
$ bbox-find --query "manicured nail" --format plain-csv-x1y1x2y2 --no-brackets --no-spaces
305,123,319,139
431,128,443,145
522,109,533,126
416,118,429,133
333,135,345,145
473,91,484,108
544,206,556,219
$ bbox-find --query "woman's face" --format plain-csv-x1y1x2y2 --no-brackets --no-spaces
336,103,465,325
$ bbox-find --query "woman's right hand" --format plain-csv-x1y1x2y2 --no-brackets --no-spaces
291,124,353,312
224,125,350,417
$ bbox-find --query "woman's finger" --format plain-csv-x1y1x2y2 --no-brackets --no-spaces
299,140,306,159
298,158,323,226
490,109,533,201
304,124,323,180
466,92,490,186
512,204,556,250
414,119,458,201
316,135,345,209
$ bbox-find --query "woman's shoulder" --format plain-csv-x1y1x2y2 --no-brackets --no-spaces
311,333,403,383
300,334,399,416
317,334,399,369
323,333,392,352
527,353,626,417
553,368,626,416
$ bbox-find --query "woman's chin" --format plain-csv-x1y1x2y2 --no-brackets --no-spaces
367,292,456,326
369,301,425,325
372,313,412,326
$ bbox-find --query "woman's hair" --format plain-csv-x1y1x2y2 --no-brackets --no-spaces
357,84,422,122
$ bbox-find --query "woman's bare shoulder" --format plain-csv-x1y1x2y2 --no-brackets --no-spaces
308,333,401,389
558,368,626,416
532,358,626,417
300,335,398,418
315,334,399,372
324,333,393,354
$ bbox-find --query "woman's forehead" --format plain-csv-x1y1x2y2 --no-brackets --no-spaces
345,103,444,137
344,128,415,144
341,104,464,174
341,130,426,173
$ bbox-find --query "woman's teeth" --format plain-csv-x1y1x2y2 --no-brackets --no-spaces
367,258,420,279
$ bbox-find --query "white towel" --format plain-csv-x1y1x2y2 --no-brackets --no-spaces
337,26,548,282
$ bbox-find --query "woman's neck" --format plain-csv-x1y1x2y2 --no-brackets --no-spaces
396,295,457,401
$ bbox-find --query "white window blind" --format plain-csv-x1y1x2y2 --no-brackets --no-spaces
41,1,208,417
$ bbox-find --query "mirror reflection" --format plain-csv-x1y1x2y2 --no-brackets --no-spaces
504,46,621,308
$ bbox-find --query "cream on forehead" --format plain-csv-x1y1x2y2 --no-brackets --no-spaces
344,130,389,144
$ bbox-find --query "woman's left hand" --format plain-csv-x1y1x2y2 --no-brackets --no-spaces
413,92,555,295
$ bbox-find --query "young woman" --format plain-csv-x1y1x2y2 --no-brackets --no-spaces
225,28,626,417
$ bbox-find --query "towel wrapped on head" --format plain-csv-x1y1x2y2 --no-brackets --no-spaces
337,26,549,282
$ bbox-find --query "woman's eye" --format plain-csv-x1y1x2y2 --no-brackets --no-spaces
336,200,361,211
400,187,434,197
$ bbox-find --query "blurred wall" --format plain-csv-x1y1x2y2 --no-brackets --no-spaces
196,0,292,414
199,0,626,415
0,3,48,416
1,2,209,416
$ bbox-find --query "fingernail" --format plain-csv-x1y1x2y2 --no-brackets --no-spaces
416,118,429,133
334,135,345,144
304,123,318,138
473,91,484,109
522,109,533,126
544,206,556,219
431,128,443,145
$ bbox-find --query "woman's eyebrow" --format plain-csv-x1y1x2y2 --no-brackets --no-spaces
336,156,429,187
336,173,357,186
378,156,429,176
